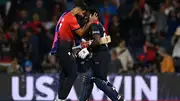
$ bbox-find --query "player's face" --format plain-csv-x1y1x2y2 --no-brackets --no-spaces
84,12,90,23
78,10,86,17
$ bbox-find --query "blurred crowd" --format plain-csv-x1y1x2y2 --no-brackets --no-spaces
0,0,179,74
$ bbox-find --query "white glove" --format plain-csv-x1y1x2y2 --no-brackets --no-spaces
78,48,89,59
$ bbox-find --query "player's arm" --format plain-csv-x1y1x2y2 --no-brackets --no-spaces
75,22,92,37
89,24,101,47
91,34,101,46
71,13,98,37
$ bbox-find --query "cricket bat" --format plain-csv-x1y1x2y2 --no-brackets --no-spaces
100,35,111,44
72,35,111,49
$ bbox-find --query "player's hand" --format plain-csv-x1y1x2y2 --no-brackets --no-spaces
80,41,90,48
89,13,98,24
78,48,90,59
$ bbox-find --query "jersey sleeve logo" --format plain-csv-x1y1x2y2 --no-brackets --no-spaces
92,31,100,34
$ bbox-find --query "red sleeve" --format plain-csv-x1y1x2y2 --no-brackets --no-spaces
69,16,80,31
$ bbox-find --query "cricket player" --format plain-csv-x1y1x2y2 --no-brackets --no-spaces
78,9,126,101
49,2,98,101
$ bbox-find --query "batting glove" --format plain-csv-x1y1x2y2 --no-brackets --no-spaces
78,48,90,59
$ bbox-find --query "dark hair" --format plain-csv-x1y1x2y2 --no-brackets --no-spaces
88,8,100,20
88,8,99,15
75,2,88,11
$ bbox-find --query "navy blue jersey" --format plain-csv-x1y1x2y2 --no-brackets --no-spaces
74,22,108,52
91,22,106,37
90,22,108,52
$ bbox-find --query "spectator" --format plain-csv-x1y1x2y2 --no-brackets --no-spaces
16,9,29,27
9,22,23,59
99,0,113,33
24,60,33,73
173,0,180,9
0,28,5,41
139,0,145,9
155,4,167,33
128,0,145,60
30,0,47,21
0,0,7,18
163,0,174,15
108,50,122,74
142,3,156,37
22,34,30,57
4,0,21,29
172,27,180,72
52,2,66,17
47,25,56,51
144,24,159,69
0,14,4,28
7,57,22,74
167,9,180,41
108,15,120,48
0,28,7,60
26,13,43,34
2,28,16,59
154,52,161,73
158,31,172,52
117,0,131,44
36,24,49,63
129,0,142,30
47,34,54,51
44,15,57,30
41,54,58,73
158,47,175,73
115,40,134,72
136,53,149,73
147,22,159,46
26,28,39,72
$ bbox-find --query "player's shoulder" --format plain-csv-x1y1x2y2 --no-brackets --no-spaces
91,23,102,31
91,23,99,28
65,12,76,21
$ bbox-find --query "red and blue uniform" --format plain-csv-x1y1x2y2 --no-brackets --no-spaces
51,12,81,53
50,11,81,99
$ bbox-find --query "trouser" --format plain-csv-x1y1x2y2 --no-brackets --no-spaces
91,51,110,80
56,41,78,99
79,51,123,101
175,58,180,72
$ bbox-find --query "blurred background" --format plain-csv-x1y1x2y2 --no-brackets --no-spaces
0,0,179,75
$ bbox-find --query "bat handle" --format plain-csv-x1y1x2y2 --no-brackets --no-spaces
72,45,81,50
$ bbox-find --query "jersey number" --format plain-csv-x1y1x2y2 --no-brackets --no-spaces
58,18,64,31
